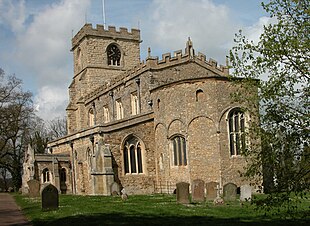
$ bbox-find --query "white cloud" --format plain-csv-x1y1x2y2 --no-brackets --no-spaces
9,0,91,120
1,0,270,121
0,0,26,33
34,85,68,120
243,16,275,44
16,0,90,86
141,0,238,65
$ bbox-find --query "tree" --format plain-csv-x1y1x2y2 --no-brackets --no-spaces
47,116,67,140
28,116,67,154
0,68,34,190
230,0,309,212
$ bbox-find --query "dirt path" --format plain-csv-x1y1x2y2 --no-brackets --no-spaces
0,193,32,226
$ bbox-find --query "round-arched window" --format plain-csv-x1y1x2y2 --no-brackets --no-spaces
107,44,121,66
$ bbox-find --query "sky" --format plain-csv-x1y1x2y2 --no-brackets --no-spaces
0,0,269,121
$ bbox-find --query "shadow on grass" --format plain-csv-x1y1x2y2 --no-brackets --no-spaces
31,212,310,226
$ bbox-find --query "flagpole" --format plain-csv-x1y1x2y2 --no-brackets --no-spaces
102,0,106,27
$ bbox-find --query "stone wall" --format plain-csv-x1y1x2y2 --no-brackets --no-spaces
42,24,259,196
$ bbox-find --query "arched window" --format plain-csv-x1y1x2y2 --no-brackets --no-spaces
228,108,246,156
123,135,144,174
171,136,187,166
131,92,139,115
89,108,95,126
103,106,110,123
157,99,160,109
60,168,66,183
116,99,124,120
42,168,50,183
107,44,121,66
196,89,204,102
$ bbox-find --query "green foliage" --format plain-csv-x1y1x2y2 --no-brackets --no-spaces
229,0,309,213
14,194,309,225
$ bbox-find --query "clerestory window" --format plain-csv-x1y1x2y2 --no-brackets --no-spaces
228,108,246,156
103,106,110,123
131,92,139,115
116,99,124,120
88,108,95,126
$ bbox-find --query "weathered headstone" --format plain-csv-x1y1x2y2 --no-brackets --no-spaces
176,182,190,204
223,183,237,201
240,185,252,201
206,181,219,200
111,182,120,196
27,179,40,197
191,179,205,202
121,188,128,201
41,184,59,211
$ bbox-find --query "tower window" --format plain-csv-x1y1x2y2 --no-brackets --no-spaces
107,44,121,66
228,108,246,156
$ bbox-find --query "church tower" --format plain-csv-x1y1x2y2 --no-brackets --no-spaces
67,24,141,133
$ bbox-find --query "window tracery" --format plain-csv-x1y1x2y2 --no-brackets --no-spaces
123,135,144,174
228,108,246,156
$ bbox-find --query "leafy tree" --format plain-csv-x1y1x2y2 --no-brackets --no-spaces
230,0,309,213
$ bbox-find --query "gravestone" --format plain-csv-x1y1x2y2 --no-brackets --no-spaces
206,181,219,200
41,184,59,211
176,182,190,204
191,179,205,202
111,182,120,196
223,183,237,201
121,188,128,201
27,179,40,197
240,185,252,201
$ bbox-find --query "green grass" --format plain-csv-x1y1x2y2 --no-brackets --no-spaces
14,194,310,226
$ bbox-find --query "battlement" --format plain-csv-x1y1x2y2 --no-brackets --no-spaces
83,41,229,104
72,23,140,49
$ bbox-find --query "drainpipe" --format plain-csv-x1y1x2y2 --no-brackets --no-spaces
135,78,141,113
70,142,76,194
109,91,114,120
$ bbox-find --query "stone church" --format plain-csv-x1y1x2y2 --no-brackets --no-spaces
22,23,256,196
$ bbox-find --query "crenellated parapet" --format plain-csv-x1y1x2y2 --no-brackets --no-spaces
72,23,140,50
83,39,229,104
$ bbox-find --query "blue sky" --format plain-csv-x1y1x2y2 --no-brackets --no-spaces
0,0,269,120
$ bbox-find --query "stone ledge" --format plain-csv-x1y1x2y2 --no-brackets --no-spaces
47,112,154,147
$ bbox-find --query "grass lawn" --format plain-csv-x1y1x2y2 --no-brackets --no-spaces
14,194,310,226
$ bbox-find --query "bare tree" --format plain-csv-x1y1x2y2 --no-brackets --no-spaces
0,68,34,190
47,116,67,140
